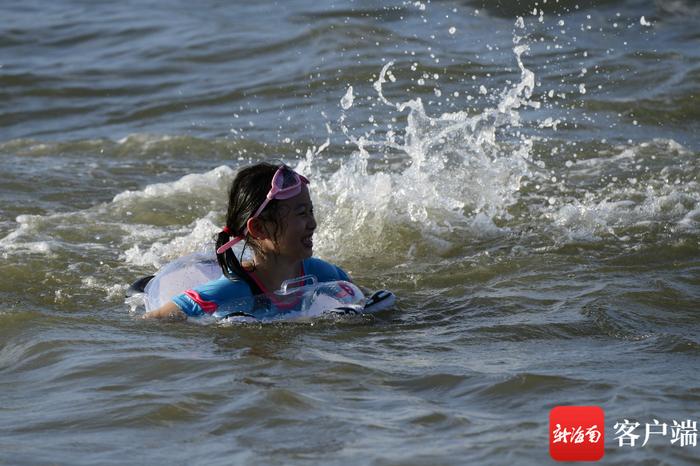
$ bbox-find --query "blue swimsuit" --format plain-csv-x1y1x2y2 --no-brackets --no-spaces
172,257,350,318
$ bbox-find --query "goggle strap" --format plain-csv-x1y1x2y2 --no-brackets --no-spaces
216,235,245,254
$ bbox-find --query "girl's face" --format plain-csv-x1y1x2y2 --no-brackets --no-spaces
266,184,316,262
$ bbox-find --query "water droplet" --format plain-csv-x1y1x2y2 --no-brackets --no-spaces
340,86,354,110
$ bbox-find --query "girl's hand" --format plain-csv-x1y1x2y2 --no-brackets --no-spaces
142,301,187,321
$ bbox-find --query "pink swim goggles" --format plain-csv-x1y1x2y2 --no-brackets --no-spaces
216,165,309,254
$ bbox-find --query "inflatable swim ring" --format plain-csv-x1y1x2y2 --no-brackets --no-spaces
128,252,395,322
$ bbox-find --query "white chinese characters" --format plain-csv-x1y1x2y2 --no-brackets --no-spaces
553,424,602,444
613,419,697,448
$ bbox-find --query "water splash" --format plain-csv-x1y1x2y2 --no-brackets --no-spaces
292,27,698,264
299,42,541,261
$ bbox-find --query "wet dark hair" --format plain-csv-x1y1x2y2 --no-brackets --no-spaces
215,162,287,294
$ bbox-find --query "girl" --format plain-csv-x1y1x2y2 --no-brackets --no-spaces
143,162,351,320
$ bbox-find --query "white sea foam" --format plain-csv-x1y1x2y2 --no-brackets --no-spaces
112,165,233,203
122,214,220,269
0,214,57,256
0,166,232,269
541,139,699,243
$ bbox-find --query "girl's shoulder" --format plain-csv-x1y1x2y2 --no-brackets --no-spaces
197,273,251,297
303,257,351,282
172,273,254,317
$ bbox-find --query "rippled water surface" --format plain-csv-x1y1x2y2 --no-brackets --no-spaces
1,0,699,464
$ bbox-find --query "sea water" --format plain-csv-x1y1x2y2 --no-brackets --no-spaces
1,1,698,464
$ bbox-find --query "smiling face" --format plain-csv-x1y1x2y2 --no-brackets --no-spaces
253,184,316,263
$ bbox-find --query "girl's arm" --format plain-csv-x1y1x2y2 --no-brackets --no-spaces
142,301,187,321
